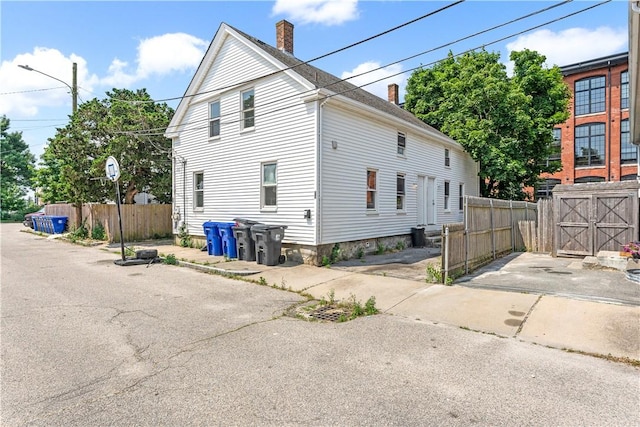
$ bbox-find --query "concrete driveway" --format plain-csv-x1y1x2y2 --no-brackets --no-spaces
455,252,639,306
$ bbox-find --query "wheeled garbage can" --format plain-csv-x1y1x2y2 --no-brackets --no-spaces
250,224,288,266
218,222,238,259
203,222,223,256
232,218,261,261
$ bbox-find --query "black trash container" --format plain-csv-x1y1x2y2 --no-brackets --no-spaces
233,218,260,261
411,227,426,248
250,224,288,266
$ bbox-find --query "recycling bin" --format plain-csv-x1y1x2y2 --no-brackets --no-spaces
50,216,68,234
251,224,288,266
32,216,41,231
203,221,223,256
232,218,261,261
217,222,238,259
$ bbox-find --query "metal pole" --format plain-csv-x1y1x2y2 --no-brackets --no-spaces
115,181,125,261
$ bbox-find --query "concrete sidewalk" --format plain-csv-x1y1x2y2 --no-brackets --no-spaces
106,241,640,362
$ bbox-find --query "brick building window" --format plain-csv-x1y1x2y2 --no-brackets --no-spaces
575,123,605,167
575,76,605,115
621,119,637,165
536,178,561,200
621,71,629,110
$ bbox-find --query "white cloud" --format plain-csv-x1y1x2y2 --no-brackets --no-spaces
0,47,95,117
272,0,359,26
506,26,627,69
137,33,209,78
341,61,406,101
101,32,208,87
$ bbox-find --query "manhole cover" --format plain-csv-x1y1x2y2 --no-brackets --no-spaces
309,305,351,322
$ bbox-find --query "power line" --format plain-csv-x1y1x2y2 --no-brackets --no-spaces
126,0,592,137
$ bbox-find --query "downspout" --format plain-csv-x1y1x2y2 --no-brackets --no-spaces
607,60,612,181
183,158,187,229
316,96,330,249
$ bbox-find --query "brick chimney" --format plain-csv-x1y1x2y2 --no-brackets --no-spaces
276,20,294,55
388,83,399,105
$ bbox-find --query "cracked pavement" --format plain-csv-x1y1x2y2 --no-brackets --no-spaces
2,223,639,426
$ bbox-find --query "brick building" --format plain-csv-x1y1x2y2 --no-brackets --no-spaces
537,52,636,199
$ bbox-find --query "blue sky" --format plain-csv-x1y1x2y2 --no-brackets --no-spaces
0,1,629,160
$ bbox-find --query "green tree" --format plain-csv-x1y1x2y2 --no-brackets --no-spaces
0,116,36,214
34,88,173,225
404,49,570,200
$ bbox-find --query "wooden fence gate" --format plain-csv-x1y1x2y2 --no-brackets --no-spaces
553,181,639,256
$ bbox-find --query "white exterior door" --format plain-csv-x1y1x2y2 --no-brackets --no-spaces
427,177,436,225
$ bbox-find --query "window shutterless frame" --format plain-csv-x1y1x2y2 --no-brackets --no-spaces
261,162,277,208
241,89,255,129
397,174,405,210
209,101,220,138
366,169,377,210
193,172,204,210
397,132,406,156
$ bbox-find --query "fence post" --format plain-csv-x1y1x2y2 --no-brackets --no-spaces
464,195,469,274
443,226,449,284
510,200,515,251
490,199,496,260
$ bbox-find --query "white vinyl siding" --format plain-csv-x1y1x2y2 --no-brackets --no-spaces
320,102,478,243
171,33,317,244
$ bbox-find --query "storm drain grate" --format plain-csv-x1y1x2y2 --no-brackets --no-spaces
309,305,351,322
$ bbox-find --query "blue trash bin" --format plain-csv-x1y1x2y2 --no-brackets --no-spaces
32,216,40,231
50,216,68,234
203,221,223,256
218,222,238,259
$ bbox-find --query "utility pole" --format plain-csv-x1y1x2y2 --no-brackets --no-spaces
72,62,77,114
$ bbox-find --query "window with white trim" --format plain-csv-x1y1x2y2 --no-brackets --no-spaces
367,169,377,210
445,148,450,167
397,174,405,210
241,89,255,129
193,172,204,210
209,101,220,138
397,132,406,156
444,181,450,211
261,162,277,208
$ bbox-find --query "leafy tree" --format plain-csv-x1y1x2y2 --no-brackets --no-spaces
34,88,173,225
0,116,35,214
404,49,570,200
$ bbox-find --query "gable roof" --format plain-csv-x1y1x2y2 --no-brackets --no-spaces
229,24,453,142
167,22,456,145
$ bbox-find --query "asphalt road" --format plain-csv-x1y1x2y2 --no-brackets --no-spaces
1,223,639,426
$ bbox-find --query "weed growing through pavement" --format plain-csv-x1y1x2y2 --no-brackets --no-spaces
163,254,178,265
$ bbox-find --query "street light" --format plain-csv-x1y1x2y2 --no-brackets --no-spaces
18,62,78,114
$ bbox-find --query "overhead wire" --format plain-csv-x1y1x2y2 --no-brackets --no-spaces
125,0,600,138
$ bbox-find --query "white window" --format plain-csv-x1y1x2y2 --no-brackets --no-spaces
397,132,406,156
367,169,377,210
261,162,277,208
444,180,450,211
397,174,405,210
209,101,220,138
194,172,204,210
459,183,464,211
445,148,450,167
241,89,255,129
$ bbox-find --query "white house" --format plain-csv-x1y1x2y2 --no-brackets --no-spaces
165,20,480,264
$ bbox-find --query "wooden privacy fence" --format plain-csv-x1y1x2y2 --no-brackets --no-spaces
45,203,172,243
441,196,537,282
